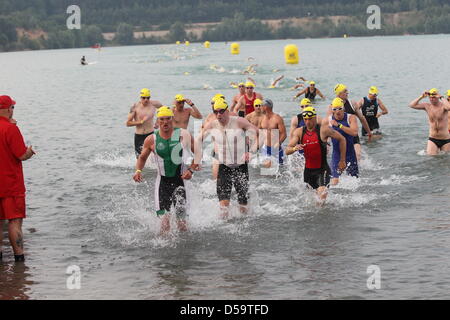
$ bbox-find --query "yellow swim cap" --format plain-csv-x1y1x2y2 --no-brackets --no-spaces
334,83,347,95
140,88,151,97
332,97,345,108
254,98,263,106
301,106,317,119
369,86,378,95
309,81,315,85
447,89,450,97
300,98,312,107
211,94,225,103
429,88,439,96
238,82,245,87
213,99,228,110
157,106,174,118
245,81,255,88
175,94,185,102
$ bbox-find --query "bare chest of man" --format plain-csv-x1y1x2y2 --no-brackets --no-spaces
260,118,279,129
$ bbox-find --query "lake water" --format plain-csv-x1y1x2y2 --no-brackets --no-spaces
0,35,449,299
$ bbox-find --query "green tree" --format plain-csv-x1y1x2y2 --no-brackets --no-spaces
168,22,187,42
116,23,134,45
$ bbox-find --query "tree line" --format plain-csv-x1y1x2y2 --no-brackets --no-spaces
0,0,449,51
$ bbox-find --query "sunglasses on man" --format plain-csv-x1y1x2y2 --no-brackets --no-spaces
141,97,150,100
332,107,343,111
301,111,316,119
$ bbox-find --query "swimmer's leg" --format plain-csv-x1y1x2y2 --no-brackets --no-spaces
354,143,362,161
426,139,440,155
441,140,450,152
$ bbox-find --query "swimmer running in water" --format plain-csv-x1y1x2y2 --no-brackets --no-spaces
233,81,263,117
289,98,323,140
293,81,326,101
245,98,265,127
328,98,359,185
409,88,450,155
196,99,258,219
126,88,162,158
133,106,198,235
171,94,203,129
259,99,287,168
356,86,388,140
286,106,346,205
327,83,372,161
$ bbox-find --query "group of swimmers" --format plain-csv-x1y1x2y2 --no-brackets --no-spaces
126,82,450,234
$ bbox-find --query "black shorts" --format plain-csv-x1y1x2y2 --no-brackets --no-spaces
156,175,186,218
238,110,245,118
135,132,154,157
304,167,331,190
217,164,249,205
429,137,450,149
353,135,361,145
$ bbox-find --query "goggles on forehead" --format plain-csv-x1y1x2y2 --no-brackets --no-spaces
302,111,316,119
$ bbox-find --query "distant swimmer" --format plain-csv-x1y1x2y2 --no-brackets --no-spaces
328,98,359,185
356,86,388,140
293,81,325,101
242,64,258,75
197,99,259,219
286,106,346,204
268,75,284,89
133,106,198,234
80,56,88,65
259,99,287,167
409,88,450,155
233,81,263,117
171,94,203,129
126,88,162,158
231,82,246,117
245,98,264,127
328,83,372,160
289,98,323,140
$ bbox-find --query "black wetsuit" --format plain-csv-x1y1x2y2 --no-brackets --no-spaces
305,87,317,100
134,132,154,158
361,97,380,136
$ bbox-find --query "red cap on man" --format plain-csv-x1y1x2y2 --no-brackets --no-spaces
0,95,16,109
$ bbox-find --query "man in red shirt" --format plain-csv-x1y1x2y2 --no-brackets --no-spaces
285,107,346,205
0,95,35,262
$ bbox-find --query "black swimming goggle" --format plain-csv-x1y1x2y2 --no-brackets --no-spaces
301,111,316,119
141,97,150,100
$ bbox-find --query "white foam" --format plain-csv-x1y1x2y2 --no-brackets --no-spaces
91,151,157,169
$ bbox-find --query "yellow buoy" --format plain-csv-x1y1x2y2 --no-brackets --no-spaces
284,44,299,64
230,42,240,55
185,41,190,46
176,41,180,45
204,41,211,48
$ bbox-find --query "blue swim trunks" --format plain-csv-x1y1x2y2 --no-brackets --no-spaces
260,145,284,164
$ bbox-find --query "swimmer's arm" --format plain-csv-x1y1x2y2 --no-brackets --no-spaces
293,88,307,99
126,105,142,126
409,94,427,109
255,92,263,100
339,114,358,137
278,116,287,145
233,96,244,114
442,98,450,111
353,103,371,135
194,124,212,165
316,89,326,99
285,127,303,155
325,105,333,117
325,127,346,163
289,116,298,139
378,98,388,116
187,102,203,119
153,100,163,108
239,117,259,153
136,136,153,170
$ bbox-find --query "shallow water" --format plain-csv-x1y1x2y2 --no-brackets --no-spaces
0,35,449,299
